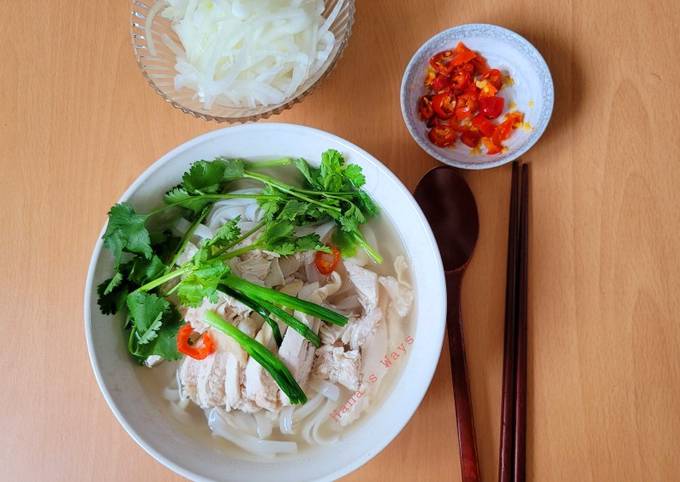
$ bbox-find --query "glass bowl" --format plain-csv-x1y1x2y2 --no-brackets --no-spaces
130,0,355,123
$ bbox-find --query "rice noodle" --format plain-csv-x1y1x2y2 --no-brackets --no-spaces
221,410,258,434
278,406,295,435
192,223,214,241
308,379,340,401
295,221,335,243
208,408,298,456
254,411,273,439
162,386,180,402
206,190,262,233
172,217,191,236
301,398,338,445
164,372,192,422
292,391,325,422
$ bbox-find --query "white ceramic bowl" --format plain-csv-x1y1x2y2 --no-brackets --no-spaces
84,124,446,481
400,23,554,170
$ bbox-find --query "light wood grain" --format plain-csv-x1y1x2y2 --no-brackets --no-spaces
2,0,680,480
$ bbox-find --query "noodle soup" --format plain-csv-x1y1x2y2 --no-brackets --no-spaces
138,206,415,460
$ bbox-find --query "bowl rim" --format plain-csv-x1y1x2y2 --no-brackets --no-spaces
83,123,447,481
400,23,554,170
129,0,356,124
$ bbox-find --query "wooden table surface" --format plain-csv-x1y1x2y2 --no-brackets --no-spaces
3,0,680,481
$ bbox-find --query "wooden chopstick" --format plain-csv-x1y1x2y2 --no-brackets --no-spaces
499,162,529,482
513,163,529,481
499,162,522,482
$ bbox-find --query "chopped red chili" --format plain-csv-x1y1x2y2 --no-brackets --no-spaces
418,42,526,155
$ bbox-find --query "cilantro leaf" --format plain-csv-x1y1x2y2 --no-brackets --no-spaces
128,309,182,362
278,200,309,223
294,158,321,189
136,317,163,344
126,292,170,345
182,160,226,194
355,190,379,217
319,149,345,192
164,187,212,213
288,234,328,254
150,229,181,263
103,203,152,266
176,259,230,307
261,220,295,245
217,157,246,180
338,203,365,232
343,164,366,188
127,255,166,285
180,158,247,194
259,185,286,221
332,229,358,258
97,276,129,315
103,272,123,295
257,221,328,256
206,216,241,248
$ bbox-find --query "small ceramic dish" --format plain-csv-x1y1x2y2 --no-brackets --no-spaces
400,23,554,170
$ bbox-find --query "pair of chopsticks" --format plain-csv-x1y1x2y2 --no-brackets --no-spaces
499,162,529,482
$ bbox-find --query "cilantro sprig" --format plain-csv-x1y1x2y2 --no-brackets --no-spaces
97,149,378,404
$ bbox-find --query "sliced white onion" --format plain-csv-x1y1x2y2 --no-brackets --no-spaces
144,0,167,57
318,0,343,37
160,0,336,108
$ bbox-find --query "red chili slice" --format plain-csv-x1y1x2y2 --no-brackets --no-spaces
452,50,477,66
431,92,456,119
460,129,482,148
472,114,497,137
428,124,457,147
471,56,490,75
479,96,505,119
418,96,434,121
429,50,455,75
482,137,502,155
315,246,341,275
431,74,451,92
504,111,525,126
481,68,503,89
454,92,478,121
451,69,471,90
177,324,216,360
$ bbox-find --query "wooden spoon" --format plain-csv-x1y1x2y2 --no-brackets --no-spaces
415,166,481,482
